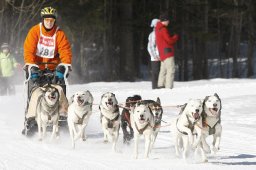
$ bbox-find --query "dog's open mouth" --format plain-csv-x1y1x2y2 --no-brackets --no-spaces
139,118,145,124
106,101,113,107
48,95,56,100
77,98,84,105
192,112,200,120
209,108,219,116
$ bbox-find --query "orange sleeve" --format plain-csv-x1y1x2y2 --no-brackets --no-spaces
23,24,40,64
56,30,72,64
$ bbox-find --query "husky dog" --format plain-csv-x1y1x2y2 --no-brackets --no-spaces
130,102,155,159
36,85,60,141
121,95,142,144
201,93,222,154
172,99,206,162
99,92,120,151
67,90,93,149
140,98,163,151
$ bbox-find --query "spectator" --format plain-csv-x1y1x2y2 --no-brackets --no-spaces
147,18,160,89
155,12,179,89
0,43,20,95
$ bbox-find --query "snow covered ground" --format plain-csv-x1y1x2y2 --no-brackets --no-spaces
0,79,256,170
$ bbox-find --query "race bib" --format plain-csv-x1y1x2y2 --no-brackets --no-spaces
36,23,58,58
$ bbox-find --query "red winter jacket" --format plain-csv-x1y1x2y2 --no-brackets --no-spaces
155,22,178,61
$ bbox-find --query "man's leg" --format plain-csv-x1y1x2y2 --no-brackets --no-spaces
157,61,166,88
165,57,175,89
151,61,160,89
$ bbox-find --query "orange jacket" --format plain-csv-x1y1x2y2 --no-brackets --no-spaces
24,23,72,70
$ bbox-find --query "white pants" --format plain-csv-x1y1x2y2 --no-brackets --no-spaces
157,57,175,89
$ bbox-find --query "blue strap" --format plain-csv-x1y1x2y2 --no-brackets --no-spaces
31,73,38,79
56,71,64,78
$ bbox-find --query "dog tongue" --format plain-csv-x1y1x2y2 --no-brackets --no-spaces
213,108,218,112
194,112,200,120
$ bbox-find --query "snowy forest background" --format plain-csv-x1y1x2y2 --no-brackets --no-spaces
0,0,256,83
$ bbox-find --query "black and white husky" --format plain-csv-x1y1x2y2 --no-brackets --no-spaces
99,92,120,152
201,93,222,154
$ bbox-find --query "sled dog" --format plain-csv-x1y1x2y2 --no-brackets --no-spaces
121,95,142,144
99,92,120,151
36,85,60,141
130,102,154,159
67,90,93,148
201,93,222,154
172,99,207,162
139,98,163,151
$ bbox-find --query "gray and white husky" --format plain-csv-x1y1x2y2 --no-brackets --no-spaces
36,86,60,141
99,92,120,152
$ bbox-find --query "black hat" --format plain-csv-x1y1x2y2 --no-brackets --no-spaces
159,12,169,22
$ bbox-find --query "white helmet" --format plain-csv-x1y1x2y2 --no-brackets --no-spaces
150,19,159,27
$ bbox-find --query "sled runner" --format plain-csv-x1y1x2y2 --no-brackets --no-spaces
22,63,70,137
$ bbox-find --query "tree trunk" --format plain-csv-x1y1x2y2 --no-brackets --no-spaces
119,0,134,81
246,0,254,77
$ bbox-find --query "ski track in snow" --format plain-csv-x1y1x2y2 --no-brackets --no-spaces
0,79,256,170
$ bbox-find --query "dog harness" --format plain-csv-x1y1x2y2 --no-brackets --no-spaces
135,122,150,135
104,114,120,128
176,115,198,135
74,111,88,125
202,111,221,135
39,95,59,121
100,105,120,128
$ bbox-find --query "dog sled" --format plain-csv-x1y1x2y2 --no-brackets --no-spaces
22,63,70,137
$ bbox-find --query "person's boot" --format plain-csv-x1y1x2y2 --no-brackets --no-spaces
21,117,37,137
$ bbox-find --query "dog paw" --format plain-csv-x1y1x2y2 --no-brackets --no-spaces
202,159,208,163
212,146,219,153
192,144,198,150
133,155,138,159
203,146,211,154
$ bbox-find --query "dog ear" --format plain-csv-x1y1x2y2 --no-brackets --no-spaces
101,93,105,100
135,102,140,107
214,93,220,100
88,91,94,103
39,87,47,92
203,96,209,103
69,94,74,104
148,106,155,127
156,97,161,104
214,93,222,111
